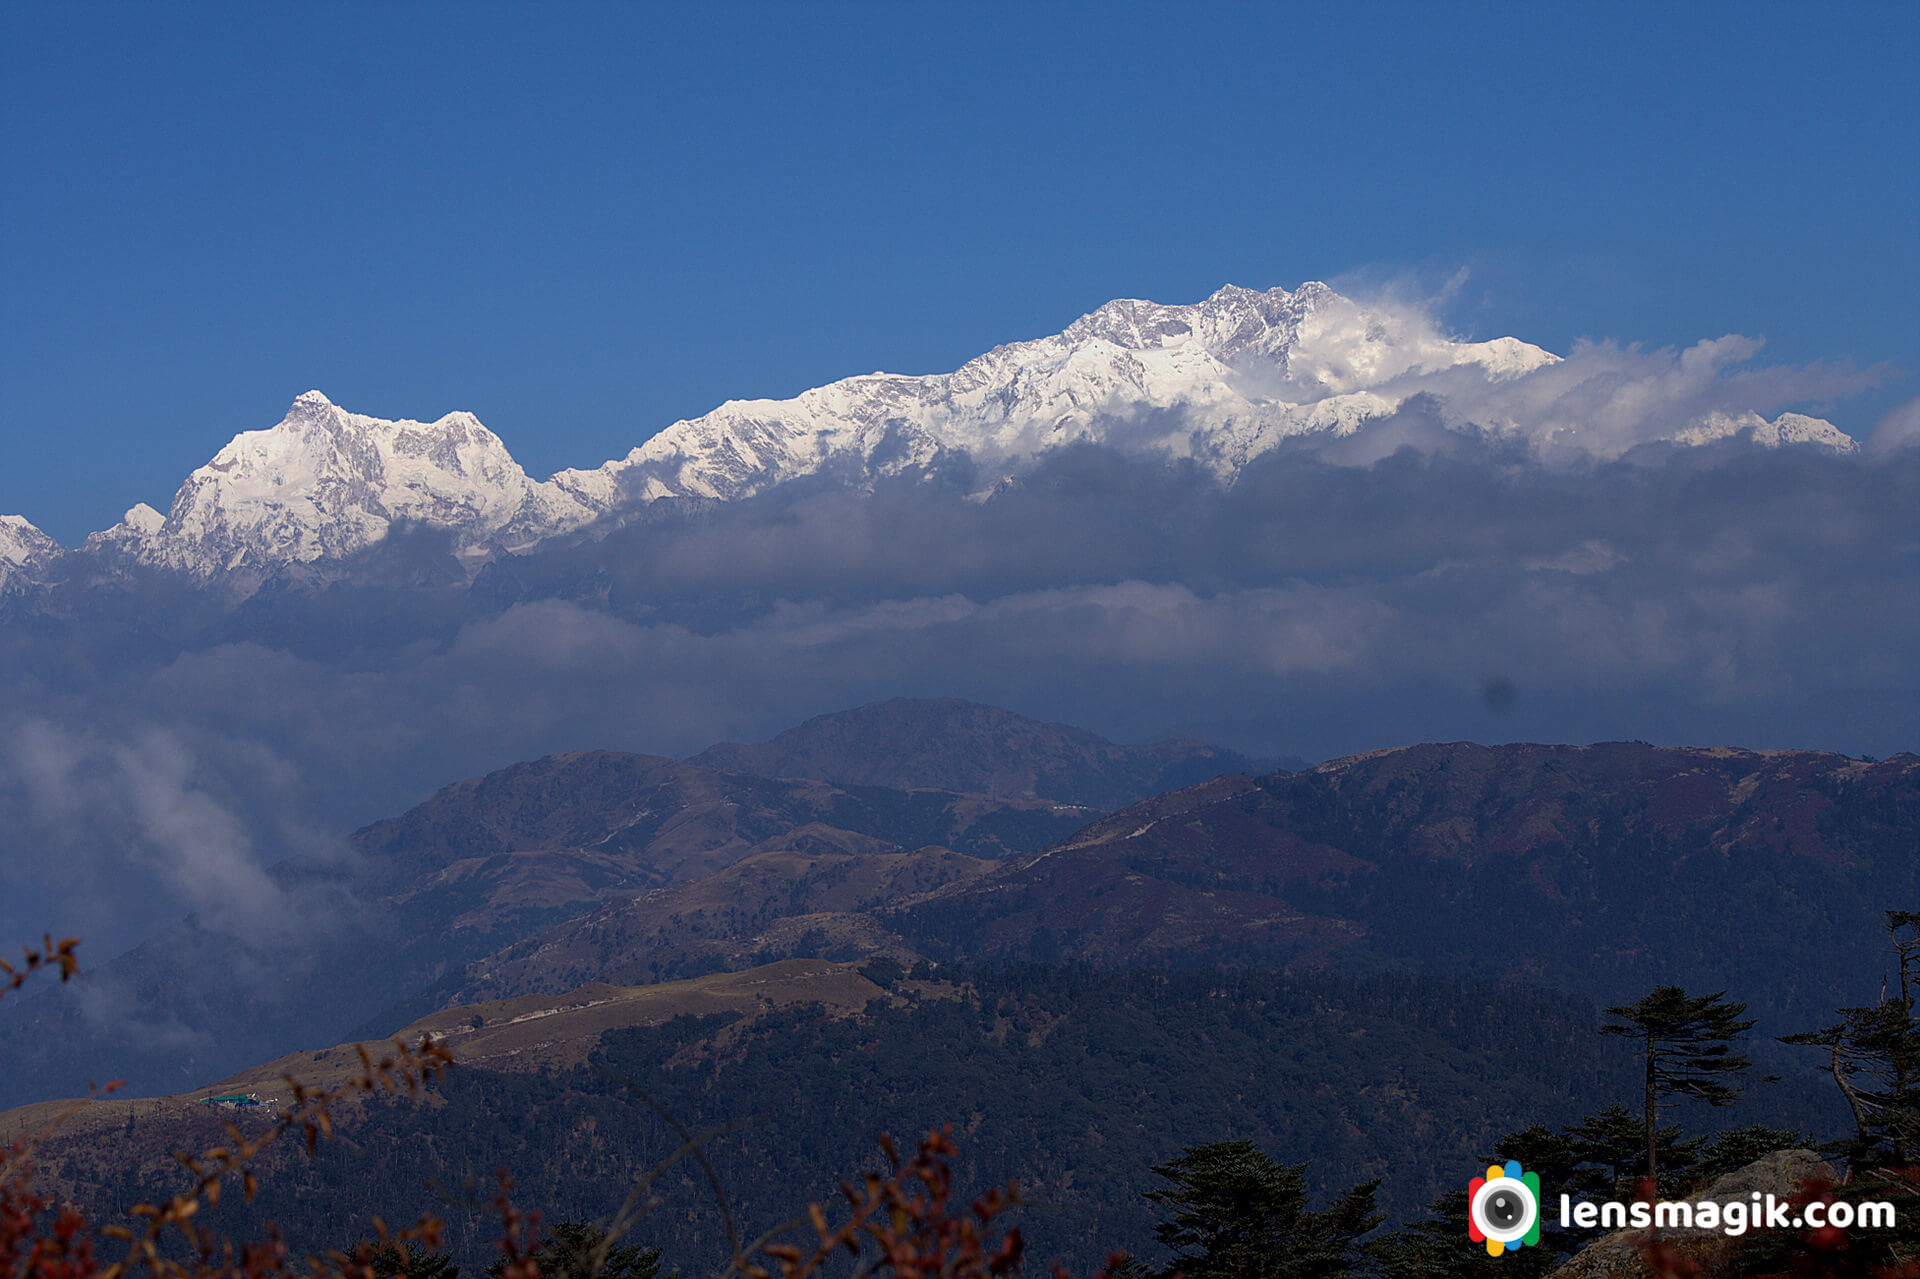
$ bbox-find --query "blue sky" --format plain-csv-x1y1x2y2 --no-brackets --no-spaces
3,1,1915,545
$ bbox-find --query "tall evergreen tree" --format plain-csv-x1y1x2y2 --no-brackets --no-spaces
1600,986,1754,1186
483,1221,661,1279
363,1242,460,1279
1562,1103,1704,1198
1783,910,1920,1167
1364,1125,1583,1279
1142,1140,1379,1279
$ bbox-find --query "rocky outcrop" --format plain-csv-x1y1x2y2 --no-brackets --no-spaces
0,514,61,593
1547,1149,1837,1278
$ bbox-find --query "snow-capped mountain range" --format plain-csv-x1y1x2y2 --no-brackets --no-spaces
0,282,1858,588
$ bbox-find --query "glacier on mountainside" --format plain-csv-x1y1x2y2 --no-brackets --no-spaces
58,283,1857,579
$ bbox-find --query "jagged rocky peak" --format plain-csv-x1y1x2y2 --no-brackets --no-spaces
1059,282,1331,354
0,515,62,592
103,392,608,577
63,283,1862,581
1056,282,1551,387
1675,410,1859,452
203,390,519,500
83,503,166,554
557,281,1568,510
0,514,60,565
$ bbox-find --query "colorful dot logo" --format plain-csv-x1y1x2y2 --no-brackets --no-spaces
1468,1160,1541,1257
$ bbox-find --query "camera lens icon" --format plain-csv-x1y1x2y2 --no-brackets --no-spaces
1467,1161,1541,1257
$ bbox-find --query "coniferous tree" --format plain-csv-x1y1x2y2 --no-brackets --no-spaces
1142,1140,1379,1279
1600,987,1754,1185
364,1242,460,1279
1364,1124,1582,1279
483,1221,661,1279
1782,910,1920,1167
1687,1125,1814,1183
1562,1103,1704,1198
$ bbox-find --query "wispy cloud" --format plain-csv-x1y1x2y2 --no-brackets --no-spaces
1870,395,1920,453
0,718,350,957
2,390,1916,988
1288,280,1895,463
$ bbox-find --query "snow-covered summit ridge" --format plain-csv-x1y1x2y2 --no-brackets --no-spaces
97,390,600,575
79,284,1858,578
0,515,60,565
0,516,62,593
554,282,1567,507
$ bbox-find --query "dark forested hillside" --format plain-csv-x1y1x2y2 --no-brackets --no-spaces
47,966,1838,1273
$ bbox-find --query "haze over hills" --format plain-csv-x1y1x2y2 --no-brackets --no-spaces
7,10,1914,1274
0,698,1286,1110
892,742,1920,1029
1,724,1900,1267
1,284,1915,1074
689,697,1294,809
407,740,1920,1046
15,697,1915,1118
0,731,1106,1110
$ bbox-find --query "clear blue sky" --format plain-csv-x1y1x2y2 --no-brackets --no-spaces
3,1,1915,545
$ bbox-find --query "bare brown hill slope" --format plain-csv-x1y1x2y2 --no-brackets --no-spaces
392,742,1920,1038
0,749,1089,1111
888,742,1920,1027
446,842,989,1003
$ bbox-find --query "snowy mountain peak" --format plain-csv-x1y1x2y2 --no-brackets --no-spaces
1673,410,1860,453
552,281,1566,509
106,394,599,577
60,283,1860,582
123,503,165,535
0,515,60,565
0,515,62,594
1063,280,1334,359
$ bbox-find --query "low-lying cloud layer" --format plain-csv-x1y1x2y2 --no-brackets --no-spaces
1376,331,1883,461
0,717,356,961
0,323,1915,981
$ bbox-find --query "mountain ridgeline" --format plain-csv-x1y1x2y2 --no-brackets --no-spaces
399,734,1920,1038
0,700,1263,1109
689,697,1290,810
2,702,1911,1273
3,707,1912,1119
0,282,1858,600
892,743,1920,1028
8,714,1914,1114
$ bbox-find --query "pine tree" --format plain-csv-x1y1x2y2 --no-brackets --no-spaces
1782,910,1920,1167
483,1221,661,1279
365,1242,460,1279
1562,1103,1704,1197
1599,987,1754,1186
1142,1140,1380,1279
